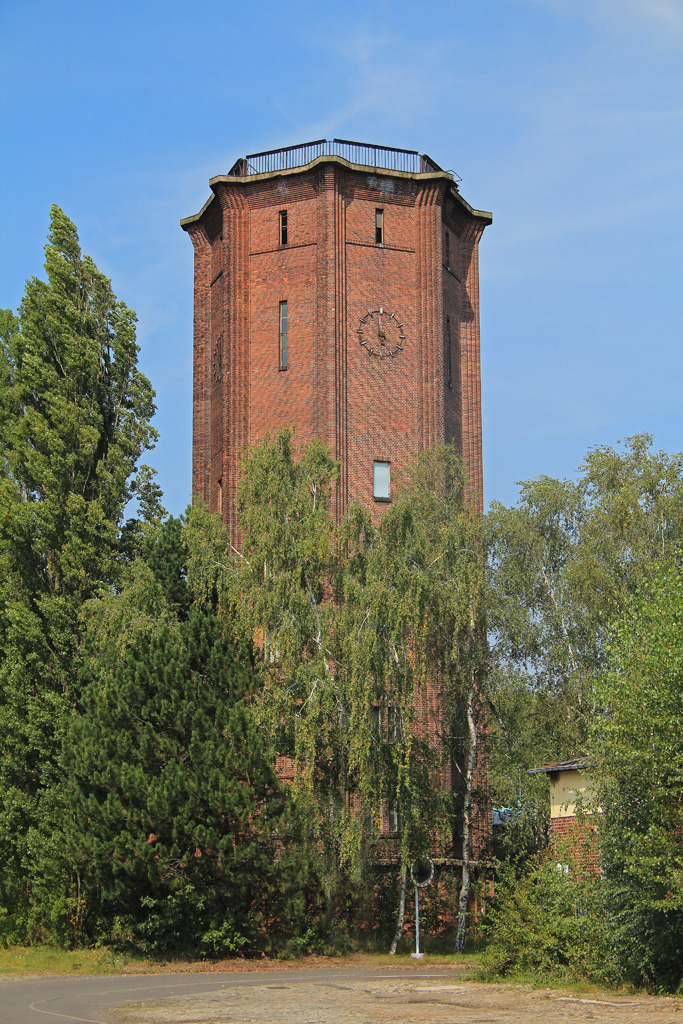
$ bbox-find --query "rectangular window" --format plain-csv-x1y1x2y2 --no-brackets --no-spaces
217,478,223,516
388,801,401,834
373,460,390,500
279,300,288,370
387,706,400,744
446,316,452,389
375,208,384,245
265,627,281,665
372,706,381,737
279,209,288,246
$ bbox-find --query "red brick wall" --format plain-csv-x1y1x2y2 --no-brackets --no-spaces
183,155,491,851
551,815,600,873
184,158,489,534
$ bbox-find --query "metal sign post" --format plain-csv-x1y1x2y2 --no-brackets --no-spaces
410,856,434,960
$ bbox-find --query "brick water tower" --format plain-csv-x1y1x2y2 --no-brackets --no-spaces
181,139,491,536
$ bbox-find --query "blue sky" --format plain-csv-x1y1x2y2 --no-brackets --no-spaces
1,0,681,514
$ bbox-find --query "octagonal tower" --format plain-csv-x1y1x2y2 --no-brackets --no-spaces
181,139,491,542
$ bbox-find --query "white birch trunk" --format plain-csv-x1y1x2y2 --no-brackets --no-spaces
389,866,408,954
455,686,477,953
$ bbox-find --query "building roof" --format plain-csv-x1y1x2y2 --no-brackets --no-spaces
528,757,595,776
229,138,448,178
180,138,493,230
492,807,520,826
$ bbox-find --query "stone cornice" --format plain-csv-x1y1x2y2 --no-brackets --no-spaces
180,154,492,230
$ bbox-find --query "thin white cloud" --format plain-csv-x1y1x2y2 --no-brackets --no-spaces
605,0,683,39
527,0,683,46
278,29,451,146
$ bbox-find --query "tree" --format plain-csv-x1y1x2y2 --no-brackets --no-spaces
486,436,683,839
63,602,284,954
185,433,487,950
591,566,683,990
0,207,157,936
186,431,349,929
339,446,486,952
484,566,683,991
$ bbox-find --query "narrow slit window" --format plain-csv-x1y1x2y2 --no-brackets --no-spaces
279,209,288,246
373,460,390,500
446,317,453,389
387,706,400,744
388,801,401,834
217,478,223,516
265,628,281,665
279,300,288,370
375,208,384,245
372,706,381,737
445,230,450,269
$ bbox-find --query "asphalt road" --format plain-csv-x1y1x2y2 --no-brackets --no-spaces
0,967,457,1024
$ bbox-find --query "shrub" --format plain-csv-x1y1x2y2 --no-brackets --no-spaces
482,851,618,985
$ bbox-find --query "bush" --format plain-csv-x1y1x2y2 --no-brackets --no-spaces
482,851,618,985
592,567,683,992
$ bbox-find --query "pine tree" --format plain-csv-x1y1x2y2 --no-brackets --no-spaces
63,606,284,954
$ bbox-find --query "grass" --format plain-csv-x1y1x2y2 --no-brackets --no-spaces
3,946,645,996
478,965,654,998
0,947,146,977
0,946,482,979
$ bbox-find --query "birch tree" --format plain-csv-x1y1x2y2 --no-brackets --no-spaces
356,446,486,951
186,434,487,947
486,435,683,834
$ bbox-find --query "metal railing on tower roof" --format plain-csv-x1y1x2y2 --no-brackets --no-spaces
228,139,460,181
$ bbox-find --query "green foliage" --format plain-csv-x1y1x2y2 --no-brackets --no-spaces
343,445,486,862
140,514,190,618
0,207,157,937
487,464,683,991
186,433,487,938
62,605,285,954
136,886,248,957
187,431,353,908
592,567,683,990
482,852,615,984
486,435,683,850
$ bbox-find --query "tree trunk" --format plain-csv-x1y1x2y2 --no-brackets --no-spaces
389,866,408,954
455,686,477,953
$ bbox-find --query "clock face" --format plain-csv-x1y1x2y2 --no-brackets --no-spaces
357,308,406,359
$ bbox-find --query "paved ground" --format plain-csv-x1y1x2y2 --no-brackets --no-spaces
2,966,682,1024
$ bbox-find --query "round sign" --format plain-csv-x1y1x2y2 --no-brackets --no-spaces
410,856,434,888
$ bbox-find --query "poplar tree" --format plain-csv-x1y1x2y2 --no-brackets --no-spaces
0,207,157,935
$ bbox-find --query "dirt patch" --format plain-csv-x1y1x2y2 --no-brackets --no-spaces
112,976,683,1024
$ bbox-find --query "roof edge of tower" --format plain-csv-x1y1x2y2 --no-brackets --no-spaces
180,153,492,229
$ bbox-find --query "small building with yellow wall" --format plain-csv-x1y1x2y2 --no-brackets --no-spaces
529,757,598,867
